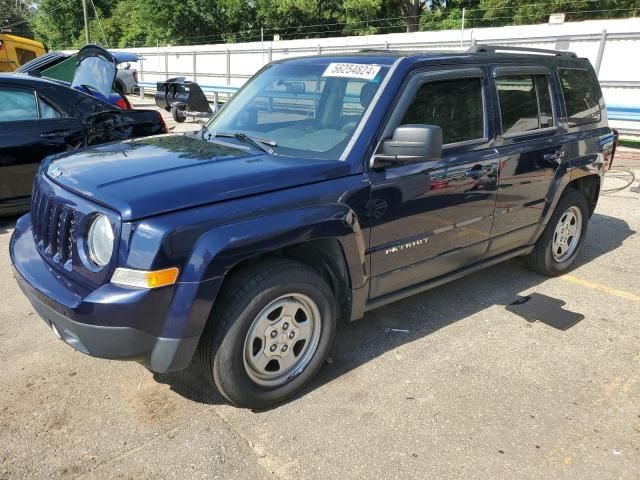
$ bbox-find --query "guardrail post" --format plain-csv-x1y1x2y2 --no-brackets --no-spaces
226,49,231,85
595,29,608,76
317,45,322,55
139,57,144,81
268,46,272,62
164,51,169,79
385,41,389,50
193,51,197,82
214,92,219,111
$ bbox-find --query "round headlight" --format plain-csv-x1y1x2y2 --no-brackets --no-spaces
87,214,114,267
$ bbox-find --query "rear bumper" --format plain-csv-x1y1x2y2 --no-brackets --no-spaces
10,214,202,373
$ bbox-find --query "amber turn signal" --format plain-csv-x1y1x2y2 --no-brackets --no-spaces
111,267,179,289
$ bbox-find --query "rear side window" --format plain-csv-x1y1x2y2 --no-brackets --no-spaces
496,75,554,135
558,68,602,126
400,78,484,145
0,88,38,122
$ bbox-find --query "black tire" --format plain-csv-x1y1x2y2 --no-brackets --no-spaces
524,188,590,276
198,259,337,409
171,105,186,123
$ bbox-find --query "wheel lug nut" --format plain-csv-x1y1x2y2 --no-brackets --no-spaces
281,345,288,352
282,322,289,330
270,330,277,338
270,344,277,352
288,331,295,339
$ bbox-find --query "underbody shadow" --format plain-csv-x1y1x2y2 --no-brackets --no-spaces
148,213,636,408
0,215,19,236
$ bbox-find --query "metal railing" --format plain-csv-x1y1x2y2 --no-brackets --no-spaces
135,30,640,83
133,28,640,132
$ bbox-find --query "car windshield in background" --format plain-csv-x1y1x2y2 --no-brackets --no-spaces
205,61,389,159
71,55,115,99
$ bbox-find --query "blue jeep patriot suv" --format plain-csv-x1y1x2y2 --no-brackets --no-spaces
11,46,617,408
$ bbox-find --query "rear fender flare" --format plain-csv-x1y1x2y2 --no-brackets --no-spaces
540,162,573,227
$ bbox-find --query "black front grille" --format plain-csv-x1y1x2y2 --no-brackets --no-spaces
31,182,77,264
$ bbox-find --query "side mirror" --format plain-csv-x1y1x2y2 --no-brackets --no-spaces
373,124,442,168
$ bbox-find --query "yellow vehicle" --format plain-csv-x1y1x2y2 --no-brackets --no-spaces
0,33,46,72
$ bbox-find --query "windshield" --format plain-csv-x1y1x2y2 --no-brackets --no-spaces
71,55,116,99
205,61,389,160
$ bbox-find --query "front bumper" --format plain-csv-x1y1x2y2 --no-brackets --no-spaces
10,214,201,373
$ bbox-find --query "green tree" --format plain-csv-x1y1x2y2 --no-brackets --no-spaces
25,0,640,48
0,0,33,38
479,0,640,28
30,0,113,49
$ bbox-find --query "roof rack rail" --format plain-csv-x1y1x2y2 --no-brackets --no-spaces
467,44,577,58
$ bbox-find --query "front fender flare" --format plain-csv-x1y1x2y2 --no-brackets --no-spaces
182,203,368,288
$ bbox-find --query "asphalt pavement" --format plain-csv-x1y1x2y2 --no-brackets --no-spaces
1,116,638,479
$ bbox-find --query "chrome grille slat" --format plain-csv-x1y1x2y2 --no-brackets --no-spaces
32,188,43,243
37,192,46,243
41,197,54,249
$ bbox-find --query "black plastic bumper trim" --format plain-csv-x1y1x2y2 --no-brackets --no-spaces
27,284,198,373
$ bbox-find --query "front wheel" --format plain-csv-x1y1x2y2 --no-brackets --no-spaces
525,188,590,276
199,260,336,409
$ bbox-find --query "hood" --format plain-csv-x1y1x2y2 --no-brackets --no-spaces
44,134,351,221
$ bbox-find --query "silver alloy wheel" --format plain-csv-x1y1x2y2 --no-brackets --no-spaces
552,205,583,262
243,293,322,387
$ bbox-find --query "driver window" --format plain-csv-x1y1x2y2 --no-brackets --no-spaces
400,77,485,145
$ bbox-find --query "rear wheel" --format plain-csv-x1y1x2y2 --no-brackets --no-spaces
199,260,336,409
525,188,589,276
171,104,186,123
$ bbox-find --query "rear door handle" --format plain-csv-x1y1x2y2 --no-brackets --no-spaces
543,150,565,164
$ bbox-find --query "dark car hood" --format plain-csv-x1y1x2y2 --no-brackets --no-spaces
45,134,351,220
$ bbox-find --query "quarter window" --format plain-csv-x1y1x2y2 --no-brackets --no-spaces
0,88,38,122
496,74,554,135
558,69,602,126
400,78,484,145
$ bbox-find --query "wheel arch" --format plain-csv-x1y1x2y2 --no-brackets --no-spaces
567,174,601,217
226,238,354,323
178,205,368,339
542,167,602,227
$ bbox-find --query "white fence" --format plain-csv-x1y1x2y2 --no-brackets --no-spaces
111,17,640,133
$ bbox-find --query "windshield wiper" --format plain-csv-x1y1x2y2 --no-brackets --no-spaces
212,131,277,154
